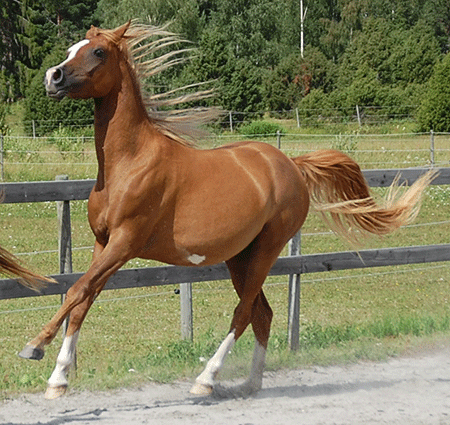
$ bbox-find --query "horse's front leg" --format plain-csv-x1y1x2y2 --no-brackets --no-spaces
18,238,129,395
43,241,107,399
45,295,95,399
18,270,102,361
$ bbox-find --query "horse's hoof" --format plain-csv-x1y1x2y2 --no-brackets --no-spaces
18,345,44,361
190,381,213,396
45,385,67,400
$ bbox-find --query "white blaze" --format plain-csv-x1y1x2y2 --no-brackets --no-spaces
46,39,90,85
66,39,91,62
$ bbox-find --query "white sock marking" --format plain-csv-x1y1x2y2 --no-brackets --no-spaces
246,339,266,391
48,331,79,388
195,330,235,387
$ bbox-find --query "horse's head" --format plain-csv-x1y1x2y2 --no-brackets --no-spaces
45,22,131,100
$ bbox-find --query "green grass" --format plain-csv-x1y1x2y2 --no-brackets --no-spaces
0,115,450,398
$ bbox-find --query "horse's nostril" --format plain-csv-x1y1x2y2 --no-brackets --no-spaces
52,68,64,85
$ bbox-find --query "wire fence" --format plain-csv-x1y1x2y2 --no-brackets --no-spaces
14,104,418,135
1,131,449,181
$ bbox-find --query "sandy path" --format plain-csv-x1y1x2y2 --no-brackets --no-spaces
1,347,450,425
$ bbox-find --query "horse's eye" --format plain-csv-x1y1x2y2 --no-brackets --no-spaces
94,48,105,59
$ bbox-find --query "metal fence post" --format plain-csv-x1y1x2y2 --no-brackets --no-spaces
295,108,300,128
430,130,435,167
287,230,301,351
277,130,281,149
356,105,361,127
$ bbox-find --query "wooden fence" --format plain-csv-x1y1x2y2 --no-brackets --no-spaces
1,167,450,350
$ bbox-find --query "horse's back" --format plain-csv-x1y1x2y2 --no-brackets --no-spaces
207,140,308,207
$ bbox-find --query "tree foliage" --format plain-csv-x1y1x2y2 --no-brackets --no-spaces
2,0,450,130
417,54,450,132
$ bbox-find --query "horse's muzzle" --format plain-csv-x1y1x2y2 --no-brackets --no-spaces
44,66,68,100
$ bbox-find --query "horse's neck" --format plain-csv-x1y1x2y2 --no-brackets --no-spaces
93,66,153,181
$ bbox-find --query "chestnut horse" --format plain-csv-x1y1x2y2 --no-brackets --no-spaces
19,22,435,399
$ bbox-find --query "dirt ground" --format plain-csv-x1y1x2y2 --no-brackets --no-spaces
1,345,450,425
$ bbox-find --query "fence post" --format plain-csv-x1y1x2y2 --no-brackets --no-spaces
180,282,193,341
356,105,361,127
430,130,435,167
56,175,73,335
277,130,281,149
56,174,77,373
0,134,4,181
295,108,300,128
287,231,301,351
229,111,233,133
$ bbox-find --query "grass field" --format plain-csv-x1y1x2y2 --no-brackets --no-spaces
1,109,450,399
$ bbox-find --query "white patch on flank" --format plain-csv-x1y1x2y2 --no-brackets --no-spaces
46,39,90,85
47,331,80,388
187,254,206,265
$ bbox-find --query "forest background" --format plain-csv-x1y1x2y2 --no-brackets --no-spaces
2,0,450,135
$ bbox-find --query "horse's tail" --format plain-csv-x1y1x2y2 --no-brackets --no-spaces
0,245,53,291
291,149,437,245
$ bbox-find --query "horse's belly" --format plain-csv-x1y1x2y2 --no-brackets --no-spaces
140,212,267,267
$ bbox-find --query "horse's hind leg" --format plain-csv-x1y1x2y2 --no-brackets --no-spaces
190,229,281,396
242,290,272,394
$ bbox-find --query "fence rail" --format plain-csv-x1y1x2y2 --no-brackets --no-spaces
3,167,450,204
2,243,449,301
1,166,449,349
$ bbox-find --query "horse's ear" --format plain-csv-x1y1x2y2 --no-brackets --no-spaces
113,20,131,40
86,25,100,38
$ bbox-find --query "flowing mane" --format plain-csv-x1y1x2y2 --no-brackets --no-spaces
87,21,219,146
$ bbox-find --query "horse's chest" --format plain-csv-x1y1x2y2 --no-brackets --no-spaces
87,189,110,241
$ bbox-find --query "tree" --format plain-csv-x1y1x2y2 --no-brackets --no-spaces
0,0,98,101
183,27,264,116
417,54,450,132
262,48,335,112
5,0,447,127
335,16,439,110
97,0,204,42
0,1,27,100
387,20,440,85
